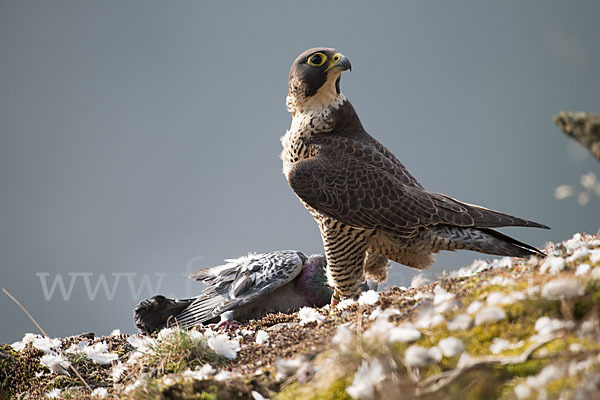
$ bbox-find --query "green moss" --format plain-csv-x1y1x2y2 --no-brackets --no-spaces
133,376,266,400
573,280,600,319
0,344,44,398
501,358,545,378
144,328,226,375
546,376,577,397
277,377,352,400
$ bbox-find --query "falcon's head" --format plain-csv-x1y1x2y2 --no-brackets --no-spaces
287,47,351,115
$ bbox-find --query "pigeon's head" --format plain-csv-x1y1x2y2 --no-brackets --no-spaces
297,254,333,306
287,47,351,115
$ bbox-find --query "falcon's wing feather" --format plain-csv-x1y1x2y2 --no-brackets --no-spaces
288,134,548,238
175,251,306,327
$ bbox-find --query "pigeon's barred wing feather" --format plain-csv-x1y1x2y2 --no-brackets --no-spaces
288,133,549,240
174,251,306,327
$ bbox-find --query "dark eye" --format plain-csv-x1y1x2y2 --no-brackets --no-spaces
307,52,327,67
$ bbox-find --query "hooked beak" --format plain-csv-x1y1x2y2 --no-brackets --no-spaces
326,53,351,72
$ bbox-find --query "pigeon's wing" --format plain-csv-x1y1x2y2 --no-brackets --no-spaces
174,251,306,328
288,134,548,239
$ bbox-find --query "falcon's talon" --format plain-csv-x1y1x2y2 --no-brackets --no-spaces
330,295,340,308
281,47,549,301
209,320,241,331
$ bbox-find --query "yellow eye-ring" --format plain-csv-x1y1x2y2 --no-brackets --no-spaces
307,52,327,67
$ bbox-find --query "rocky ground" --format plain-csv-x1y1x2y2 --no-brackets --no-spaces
2,233,600,400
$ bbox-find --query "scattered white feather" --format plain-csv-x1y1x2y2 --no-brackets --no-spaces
91,387,108,399
565,233,584,251
124,379,143,394
568,357,594,376
157,327,176,341
207,334,240,360
40,354,71,375
188,330,205,342
364,315,395,341
45,388,62,398
456,352,472,368
332,325,353,352
514,383,532,399
510,290,527,300
592,267,600,280
474,306,506,325
240,328,254,336
540,256,565,274
336,298,356,310
127,335,156,351
447,313,472,331
66,341,118,365
486,291,510,306
489,338,512,354
438,337,464,357
12,333,62,354
275,355,308,381
581,318,599,335
110,329,121,336
535,316,575,335
576,263,591,276
11,333,38,351
215,370,233,381
162,376,175,386
251,391,267,400
414,291,433,301
428,346,443,362
298,307,325,325
368,306,382,320
491,257,513,269
542,278,585,300
526,364,564,389
183,364,216,380
346,359,385,400
466,300,484,315
388,323,422,343
404,345,441,368
110,361,127,382
127,335,157,364
414,307,445,329
487,276,515,286
566,247,590,263
410,274,431,288
358,290,379,305
255,330,269,345
433,286,457,313
527,285,541,296
569,343,583,353
455,259,489,277
590,249,600,263
486,291,526,306
368,306,399,321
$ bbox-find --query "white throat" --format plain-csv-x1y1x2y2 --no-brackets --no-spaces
286,72,345,116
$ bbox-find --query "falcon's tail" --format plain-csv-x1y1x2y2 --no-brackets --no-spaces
433,225,546,258
134,295,195,332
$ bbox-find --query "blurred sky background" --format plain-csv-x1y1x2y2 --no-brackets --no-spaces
1,1,599,342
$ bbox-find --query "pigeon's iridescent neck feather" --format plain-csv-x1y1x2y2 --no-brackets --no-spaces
295,255,332,307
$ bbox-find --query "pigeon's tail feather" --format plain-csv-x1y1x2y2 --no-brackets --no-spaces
174,294,230,329
134,295,195,332
432,225,546,258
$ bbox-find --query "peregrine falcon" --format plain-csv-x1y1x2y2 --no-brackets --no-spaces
281,47,549,299
134,251,332,332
